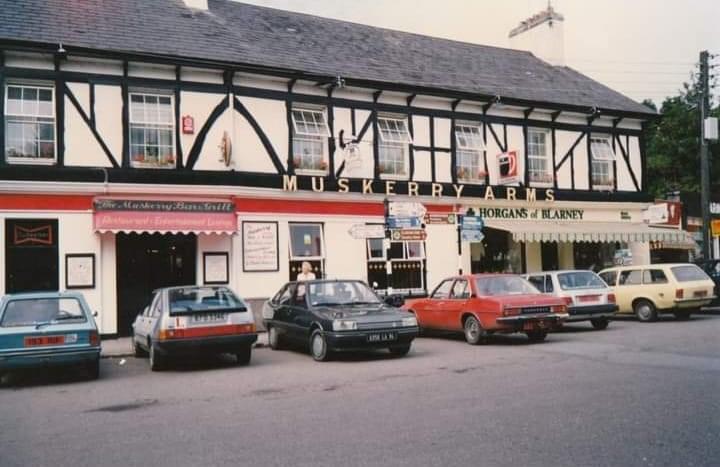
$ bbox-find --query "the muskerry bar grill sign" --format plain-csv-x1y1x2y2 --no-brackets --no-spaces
93,198,236,233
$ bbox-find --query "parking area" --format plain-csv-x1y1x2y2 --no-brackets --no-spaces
1,315,720,467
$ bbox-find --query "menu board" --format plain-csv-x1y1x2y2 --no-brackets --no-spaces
242,221,279,272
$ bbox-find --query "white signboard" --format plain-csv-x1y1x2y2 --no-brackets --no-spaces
388,201,427,218
349,224,385,239
643,204,668,224
242,221,279,272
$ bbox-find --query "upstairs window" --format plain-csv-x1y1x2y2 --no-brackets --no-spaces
455,123,486,183
129,93,175,168
4,84,56,164
527,128,553,185
291,108,330,174
377,116,412,179
590,136,615,189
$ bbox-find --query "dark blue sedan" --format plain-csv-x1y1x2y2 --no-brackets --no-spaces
0,292,101,383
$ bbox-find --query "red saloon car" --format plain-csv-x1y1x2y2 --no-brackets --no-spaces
404,274,569,344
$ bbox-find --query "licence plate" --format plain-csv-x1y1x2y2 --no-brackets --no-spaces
694,290,708,298
367,332,398,343
523,321,547,331
191,312,228,324
578,295,601,303
24,335,65,347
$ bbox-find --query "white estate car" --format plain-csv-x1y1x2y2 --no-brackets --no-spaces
525,270,618,330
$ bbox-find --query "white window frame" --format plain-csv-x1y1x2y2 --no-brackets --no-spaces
377,116,412,180
366,240,426,262
455,123,486,183
4,83,57,165
291,107,330,175
590,135,615,189
289,223,325,261
527,128,553,187
129,91,176,169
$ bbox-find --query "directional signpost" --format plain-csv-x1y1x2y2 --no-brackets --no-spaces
425,213,456,225
384,200,427,293
348,224,385,240
457,210,485,274
387,216,422,229
388,201,427,219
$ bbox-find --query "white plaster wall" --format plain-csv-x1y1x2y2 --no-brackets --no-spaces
181,67,224,84
64,95,115,167
4,52,54,70
100,233,117,335
573,139,590,190
413,150,432,182
377,93,408,107
412,115,430,147
66,82,90,115
435,153,452,183
630,241,651,266
61,57,123,75
179,92,226,166
323,220,367,281
238,96,287,172
628,136,643,190
354,110,375,179
425,224,458,290
434,118,451,148
94,85,123,166
196,234,233,286
193,105,233,171
525,243,542,273
235,74,288,92
555,130,581,189
127,62,176,80
506,125,525,185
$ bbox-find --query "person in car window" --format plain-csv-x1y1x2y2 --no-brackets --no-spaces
296,261,316,281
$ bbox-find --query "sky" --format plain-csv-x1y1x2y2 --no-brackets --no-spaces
238,0,720,106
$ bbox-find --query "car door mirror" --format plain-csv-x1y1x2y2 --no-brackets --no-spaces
384,294,404,308
93,311,98,318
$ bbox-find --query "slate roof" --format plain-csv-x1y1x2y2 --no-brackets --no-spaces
0,0,655,116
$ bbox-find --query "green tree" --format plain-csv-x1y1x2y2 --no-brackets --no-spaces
643,78,719,199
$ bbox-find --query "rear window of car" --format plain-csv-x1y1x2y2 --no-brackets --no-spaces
1,297,87,327
475,276,540,296
670,265,710,283
557,272,607,290
168,287,247,314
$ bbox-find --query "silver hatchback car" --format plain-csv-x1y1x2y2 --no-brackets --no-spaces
525,270,618,330
131,286,258,371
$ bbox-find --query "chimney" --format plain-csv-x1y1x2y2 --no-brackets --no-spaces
508,3,565,66
183,0,208,10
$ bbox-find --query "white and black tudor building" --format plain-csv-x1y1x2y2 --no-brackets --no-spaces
0,0,690,335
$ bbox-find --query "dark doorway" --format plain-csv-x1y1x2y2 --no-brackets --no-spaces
116,233,196,336
541,242,559,271
5,219,59,293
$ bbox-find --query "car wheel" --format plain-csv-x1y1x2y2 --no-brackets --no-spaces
634,300,657,322
236,345,252,365
388,344,411,357
526,330,548,342
149,343,166,371
268,326,283,350
309,329,330,362
132,337,146,358
86,358,100,380
463,315,487,345
674,310,691,321
590,318,610,330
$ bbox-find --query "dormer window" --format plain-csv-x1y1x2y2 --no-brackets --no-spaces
4,83,56,165
590,135,615,189
377,116,412,179
454,123,486,183
291,107,330,174
129,92,176,169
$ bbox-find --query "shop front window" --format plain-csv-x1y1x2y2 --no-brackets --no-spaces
574,242,623,272
5,84,56,164
129,93,176,168
470,227,523,273
289,223,324,280
366,238,425,294
291,108,330,174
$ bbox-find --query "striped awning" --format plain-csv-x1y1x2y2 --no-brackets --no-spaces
484,220,694,243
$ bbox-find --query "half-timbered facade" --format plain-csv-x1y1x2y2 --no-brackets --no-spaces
0,0,688,335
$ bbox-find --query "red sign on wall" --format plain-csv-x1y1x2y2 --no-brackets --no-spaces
497,151,519,184
182,115,194,134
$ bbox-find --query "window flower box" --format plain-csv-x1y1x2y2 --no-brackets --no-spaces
293,156,328,172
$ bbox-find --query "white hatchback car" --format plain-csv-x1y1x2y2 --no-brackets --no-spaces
525,270,617,330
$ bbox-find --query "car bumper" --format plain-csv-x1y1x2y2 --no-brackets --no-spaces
0,347,101,370
495,313,568,331
325,327,418,352
155,333,258,356
566,304,618,322
673,297,716,309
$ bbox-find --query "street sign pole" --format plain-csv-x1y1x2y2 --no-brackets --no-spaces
383,198,392,294
699,50,713,259
456,208,463,275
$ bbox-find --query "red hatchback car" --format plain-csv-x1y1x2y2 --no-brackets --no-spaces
404,274,569,344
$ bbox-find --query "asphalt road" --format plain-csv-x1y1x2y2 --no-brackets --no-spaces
2,315,720,467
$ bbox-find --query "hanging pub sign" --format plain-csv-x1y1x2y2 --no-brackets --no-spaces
497,150,519,185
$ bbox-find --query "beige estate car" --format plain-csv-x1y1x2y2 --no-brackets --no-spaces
598,264,716,322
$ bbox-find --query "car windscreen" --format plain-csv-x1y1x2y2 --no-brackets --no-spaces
475,276,540,296
168,287,247,314
307,281,381,307
557,271,607,290
1,297,87,327
670,265,710,283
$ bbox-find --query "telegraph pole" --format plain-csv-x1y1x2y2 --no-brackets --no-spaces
699,50,712,259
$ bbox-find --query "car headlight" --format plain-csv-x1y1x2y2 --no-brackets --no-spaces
332,319,357,331
402,316,418,327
